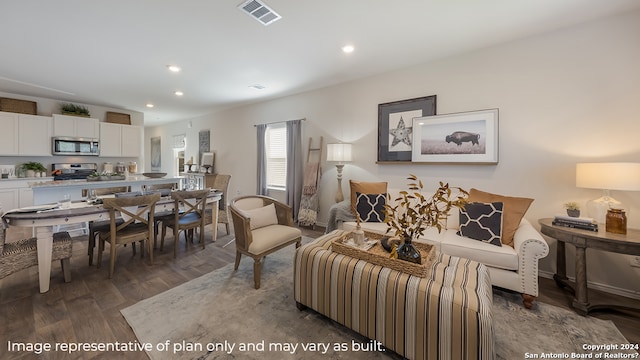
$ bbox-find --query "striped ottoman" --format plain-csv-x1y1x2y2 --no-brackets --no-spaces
294,230,494,360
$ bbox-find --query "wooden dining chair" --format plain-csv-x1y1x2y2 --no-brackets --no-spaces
203,174,231,235
97,193,160,278
85,186,131,265
142,182,177,247
160,189,210,258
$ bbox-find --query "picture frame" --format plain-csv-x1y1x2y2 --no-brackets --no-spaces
411,108,499,164
377,95,437,162
150,136,161,170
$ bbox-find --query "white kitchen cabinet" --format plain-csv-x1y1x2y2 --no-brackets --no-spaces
0,188,19,212
0,112,51,156
18,114,52,156
0,112,19,155
99,122,142,157
53,114,99,138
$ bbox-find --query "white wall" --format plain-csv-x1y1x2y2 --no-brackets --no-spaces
146,10,640,296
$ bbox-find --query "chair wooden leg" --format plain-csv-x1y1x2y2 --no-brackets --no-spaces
225,223,230,235
253,258,262,289
88,232,95,266
200,225,205,249
61,258,72,282
97,237,104,268
522,293,536,309
148,238,154,265
109,241,117,279
160,225,167,251
174,227,179,258
234,251,242,270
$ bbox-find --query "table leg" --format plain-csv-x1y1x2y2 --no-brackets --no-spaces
572,246,589,315
35,226,54,293
554,240,567,284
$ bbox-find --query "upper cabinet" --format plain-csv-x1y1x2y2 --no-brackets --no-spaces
99,122,142,157
0,111,51,156
53,114,99,138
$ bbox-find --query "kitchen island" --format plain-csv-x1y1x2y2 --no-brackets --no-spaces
30,175,183,205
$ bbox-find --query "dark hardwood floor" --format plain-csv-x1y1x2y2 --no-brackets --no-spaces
1,225,639,360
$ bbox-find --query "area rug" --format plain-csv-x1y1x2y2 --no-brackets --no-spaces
122,238,635,360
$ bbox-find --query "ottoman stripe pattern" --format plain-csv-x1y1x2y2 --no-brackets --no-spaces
294,230,494,360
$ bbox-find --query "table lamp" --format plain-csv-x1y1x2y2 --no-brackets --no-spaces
576,162,640,223
327,143,352,203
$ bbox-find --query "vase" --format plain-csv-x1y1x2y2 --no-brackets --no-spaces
26,170,35,178
397,237,422,264
606,208,627,234
566,209,580,217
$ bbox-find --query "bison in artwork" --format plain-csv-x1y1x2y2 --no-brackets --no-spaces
445,131,480,146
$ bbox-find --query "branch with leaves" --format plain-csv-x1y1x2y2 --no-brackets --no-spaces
384,174,469,240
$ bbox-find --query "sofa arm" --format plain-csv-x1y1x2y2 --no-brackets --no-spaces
512,218,550,297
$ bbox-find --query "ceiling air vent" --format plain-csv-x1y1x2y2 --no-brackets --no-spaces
238,0,281,26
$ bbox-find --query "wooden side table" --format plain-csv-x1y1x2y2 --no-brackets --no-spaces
538,218,640,315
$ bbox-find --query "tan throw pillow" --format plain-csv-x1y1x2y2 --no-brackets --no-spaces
241,203,279,230
467,188,533,248
349,180,388,216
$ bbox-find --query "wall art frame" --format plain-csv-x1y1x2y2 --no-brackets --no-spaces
377,95,437,162
411,108,499,164
150,136,161,170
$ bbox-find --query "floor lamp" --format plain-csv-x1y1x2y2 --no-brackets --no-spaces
576,162,640,223
327,143,352,203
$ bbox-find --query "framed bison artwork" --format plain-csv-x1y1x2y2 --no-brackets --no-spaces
411,108,499,164
377,95,437,162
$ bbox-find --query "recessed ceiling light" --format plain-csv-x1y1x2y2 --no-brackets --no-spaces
342,45,355,53
249,84,266,90
167,65,181,72
174,91,184,96
146,103,154,108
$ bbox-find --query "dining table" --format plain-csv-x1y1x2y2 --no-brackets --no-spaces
2,190,221,293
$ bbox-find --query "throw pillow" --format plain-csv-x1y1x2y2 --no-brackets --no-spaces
457,202,504,247
467,188,534,248
355,192,386,222
349,180,388,215
241,203,279,230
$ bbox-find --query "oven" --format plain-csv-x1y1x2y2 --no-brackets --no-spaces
52,137,99,156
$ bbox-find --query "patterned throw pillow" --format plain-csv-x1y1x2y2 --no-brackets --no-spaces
355,192,386,222
457,202,504,247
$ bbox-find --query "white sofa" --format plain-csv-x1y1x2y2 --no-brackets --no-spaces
338,189,549,309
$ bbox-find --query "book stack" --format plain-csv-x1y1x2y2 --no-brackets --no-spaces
552,215,598,232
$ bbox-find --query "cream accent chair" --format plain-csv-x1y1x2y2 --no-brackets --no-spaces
230,195,302,289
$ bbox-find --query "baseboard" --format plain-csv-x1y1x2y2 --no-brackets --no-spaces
539,270,640,300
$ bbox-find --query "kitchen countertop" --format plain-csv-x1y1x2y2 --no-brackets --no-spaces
29,175,183,189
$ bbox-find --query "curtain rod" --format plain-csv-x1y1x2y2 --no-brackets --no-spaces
253,118,306,127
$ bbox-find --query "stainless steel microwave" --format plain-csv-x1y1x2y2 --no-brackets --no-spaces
52,137,99,156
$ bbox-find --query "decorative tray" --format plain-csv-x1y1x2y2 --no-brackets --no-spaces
87,175,126,181
331,230,436,278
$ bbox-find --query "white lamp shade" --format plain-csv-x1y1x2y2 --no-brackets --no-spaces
576,162,640,191
327,143,352,162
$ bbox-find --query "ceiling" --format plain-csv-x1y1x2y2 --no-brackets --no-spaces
1,0,639,126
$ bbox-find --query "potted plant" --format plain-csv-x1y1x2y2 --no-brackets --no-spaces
564,202,581,217
384,174,468,264
60,102,91,117
22,162,47,177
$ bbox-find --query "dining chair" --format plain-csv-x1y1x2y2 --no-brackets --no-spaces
203,174,231,235
1,230,73,283
142,182,177,247
85,186,131,265
97,193,160,278
230,195,302,289
160,189,210,258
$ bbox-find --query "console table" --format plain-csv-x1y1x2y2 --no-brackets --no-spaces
538,218,640,315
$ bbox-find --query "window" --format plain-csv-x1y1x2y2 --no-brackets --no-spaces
265,124,287,189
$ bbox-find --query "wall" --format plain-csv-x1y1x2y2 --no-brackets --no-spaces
146,10,640,297
0,91,145,172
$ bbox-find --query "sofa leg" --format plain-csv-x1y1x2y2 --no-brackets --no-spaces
522,293,536,309
296,302,307,311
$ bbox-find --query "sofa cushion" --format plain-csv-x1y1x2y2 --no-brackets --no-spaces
349,180,387,215
457,202,503,247
468,188,533,248
440,230,518,270
355,192,386,222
